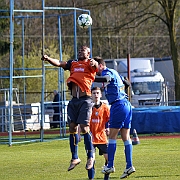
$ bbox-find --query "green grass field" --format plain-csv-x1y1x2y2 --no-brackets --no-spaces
0,137,180,180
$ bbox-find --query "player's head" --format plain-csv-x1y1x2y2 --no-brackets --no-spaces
53,90,58,95
94,56,106,74
78,46,90,61
91,87,102,104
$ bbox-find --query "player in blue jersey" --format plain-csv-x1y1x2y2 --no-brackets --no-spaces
94,57,135,179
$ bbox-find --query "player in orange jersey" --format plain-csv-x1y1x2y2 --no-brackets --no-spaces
41,46,98,172
87,87,110,180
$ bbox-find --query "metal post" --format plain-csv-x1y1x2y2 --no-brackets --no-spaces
40,0,45,142
21,18,27,133
58,15,63,137
9,0,14,146
127,53,131,102
58,15,63,98
88,11,92,58
74,9,77,59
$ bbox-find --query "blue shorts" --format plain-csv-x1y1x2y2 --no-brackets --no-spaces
109,100,132,129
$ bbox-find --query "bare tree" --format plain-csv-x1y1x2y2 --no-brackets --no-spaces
124,0,180,102
2,0,180,101
86,0,180,101
157,0,180,103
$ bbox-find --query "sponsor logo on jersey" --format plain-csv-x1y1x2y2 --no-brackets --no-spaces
92,119,100,123
74,67,84,72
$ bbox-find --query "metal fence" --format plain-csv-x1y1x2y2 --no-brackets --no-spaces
0,100,69,145
0,2,92,145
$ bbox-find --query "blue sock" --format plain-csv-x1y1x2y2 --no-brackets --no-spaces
88,161,95,179
69,133,78,159
124,140,133,169
83,132,93,158
107,139,116,168
104,173,110,180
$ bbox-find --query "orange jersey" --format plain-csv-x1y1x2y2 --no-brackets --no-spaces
90,103,110,144
67,60,97,96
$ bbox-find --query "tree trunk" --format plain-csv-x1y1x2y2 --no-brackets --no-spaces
169,34,180,103
163,0,180,103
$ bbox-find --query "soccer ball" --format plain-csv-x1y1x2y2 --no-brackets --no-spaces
77,14,92,29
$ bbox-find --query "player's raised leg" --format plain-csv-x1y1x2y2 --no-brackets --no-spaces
68,123,81,171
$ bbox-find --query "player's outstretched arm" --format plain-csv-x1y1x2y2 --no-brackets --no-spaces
94,75,111,82
90,59,98,69
41,55,67,68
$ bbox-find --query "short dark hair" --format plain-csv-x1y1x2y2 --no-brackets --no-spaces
79,45,90,52
91,86,101,92
94,56,106,66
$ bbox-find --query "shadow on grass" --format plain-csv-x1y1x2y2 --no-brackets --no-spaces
134,174,180,178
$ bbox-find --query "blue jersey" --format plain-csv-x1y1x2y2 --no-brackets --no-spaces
102,68,128,104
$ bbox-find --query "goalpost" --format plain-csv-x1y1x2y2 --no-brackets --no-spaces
5,0,92,146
